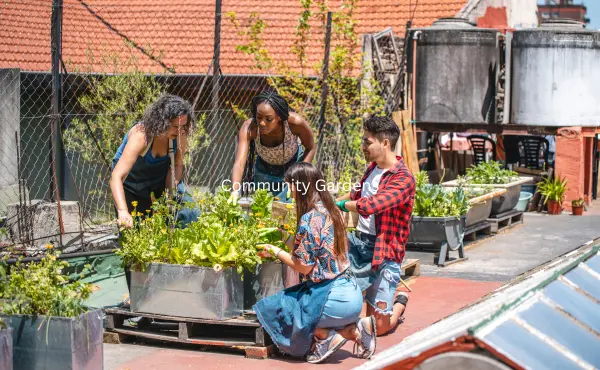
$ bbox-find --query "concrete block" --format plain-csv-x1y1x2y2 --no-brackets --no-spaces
0,182,28,216
6,200,82,248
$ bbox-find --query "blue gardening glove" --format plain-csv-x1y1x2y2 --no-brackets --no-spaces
336,200,349,213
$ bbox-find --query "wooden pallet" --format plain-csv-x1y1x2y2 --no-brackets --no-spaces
401,258,420,283
463,221,493,246
104,308,275,359
487,210,524,234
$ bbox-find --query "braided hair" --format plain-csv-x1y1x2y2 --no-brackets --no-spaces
243,91,292,194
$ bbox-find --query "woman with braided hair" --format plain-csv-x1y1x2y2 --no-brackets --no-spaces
231,91,315,202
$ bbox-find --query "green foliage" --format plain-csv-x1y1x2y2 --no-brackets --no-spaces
0,252,92,317
465,162,519,185
226,11,273,71
227,1,386,183
413,172,469,217
572,198,584,207
63,57,164,164
537,176,568,204
117,188,291,274
63,51,208,167
463,187,495,200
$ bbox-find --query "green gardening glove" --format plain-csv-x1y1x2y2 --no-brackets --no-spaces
336,200,349,213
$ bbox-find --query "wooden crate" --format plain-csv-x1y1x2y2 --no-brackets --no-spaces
487,210,524,234
104,308,275,359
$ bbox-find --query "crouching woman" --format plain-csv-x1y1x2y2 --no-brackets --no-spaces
255,162,377,364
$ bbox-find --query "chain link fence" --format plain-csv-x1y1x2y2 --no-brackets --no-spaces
0,0,401,251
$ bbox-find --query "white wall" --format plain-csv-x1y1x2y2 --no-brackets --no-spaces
458,0,539,29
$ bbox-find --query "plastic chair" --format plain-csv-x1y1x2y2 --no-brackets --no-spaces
518,136,550,170
467,135,496,165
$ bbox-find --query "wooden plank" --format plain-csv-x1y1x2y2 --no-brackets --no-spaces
255,327,266,346
392,111,404,156
401,110,420,174
401,258,420,278
106,312,124,330
399,114,413,171
110,327,256,347
487,210,524,233
463,222,493,247
178,322,192,340
104,308,260,327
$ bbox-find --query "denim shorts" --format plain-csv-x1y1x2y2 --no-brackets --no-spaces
253,146,304,202
348,231,402,315
316,274,363,329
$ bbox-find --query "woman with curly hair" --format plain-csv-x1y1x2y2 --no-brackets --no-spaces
231,91,315,202
110,94,195,228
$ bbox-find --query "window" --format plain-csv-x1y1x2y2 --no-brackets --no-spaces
542,12,550,18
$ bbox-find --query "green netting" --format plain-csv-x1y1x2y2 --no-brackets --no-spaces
64,252,128,309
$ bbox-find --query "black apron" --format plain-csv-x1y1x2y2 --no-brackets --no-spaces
121,139,175,213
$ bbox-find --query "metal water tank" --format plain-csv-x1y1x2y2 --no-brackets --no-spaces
410,18,500,124
510,19,600,126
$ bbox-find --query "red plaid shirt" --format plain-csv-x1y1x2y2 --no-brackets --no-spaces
350,157,415,270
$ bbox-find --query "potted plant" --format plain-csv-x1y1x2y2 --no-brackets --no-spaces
447,182,508,228
117,188,289,320
537,176,568,215
0,253,103,370
442,162,533,216
572,198,585,216
0,318,12,370
409,172,469,266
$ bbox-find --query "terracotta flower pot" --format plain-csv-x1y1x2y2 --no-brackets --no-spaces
572,205,584,216
547,200,562,215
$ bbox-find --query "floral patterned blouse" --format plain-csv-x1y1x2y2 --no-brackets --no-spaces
293,202,350,282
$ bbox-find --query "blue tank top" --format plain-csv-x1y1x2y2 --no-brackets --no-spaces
112,127,178,169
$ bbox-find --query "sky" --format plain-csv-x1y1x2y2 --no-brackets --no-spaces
583,1,600,30
538,1,600,30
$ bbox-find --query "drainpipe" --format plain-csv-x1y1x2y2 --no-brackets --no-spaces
411,31,422,148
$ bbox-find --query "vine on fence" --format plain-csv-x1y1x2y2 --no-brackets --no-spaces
227,0,386,184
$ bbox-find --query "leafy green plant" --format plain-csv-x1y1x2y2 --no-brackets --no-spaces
0,252,92,317
537,176,568,204
117,188,291,274
465,162,519,185
413,172,469,217
463,187,495,200
572,198,584,207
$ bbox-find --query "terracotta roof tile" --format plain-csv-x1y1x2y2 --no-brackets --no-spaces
1,0,468,75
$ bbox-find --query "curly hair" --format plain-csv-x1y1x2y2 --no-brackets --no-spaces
142,94,196,140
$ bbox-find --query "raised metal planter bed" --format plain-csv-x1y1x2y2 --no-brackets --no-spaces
444,188,508,228
2,309,103,370
130,263,243,320
442,177,533,216
0,327,12,370
407,215,467,266
243,262,288,310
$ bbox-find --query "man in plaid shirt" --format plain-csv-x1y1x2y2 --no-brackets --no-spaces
336,116,415,338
